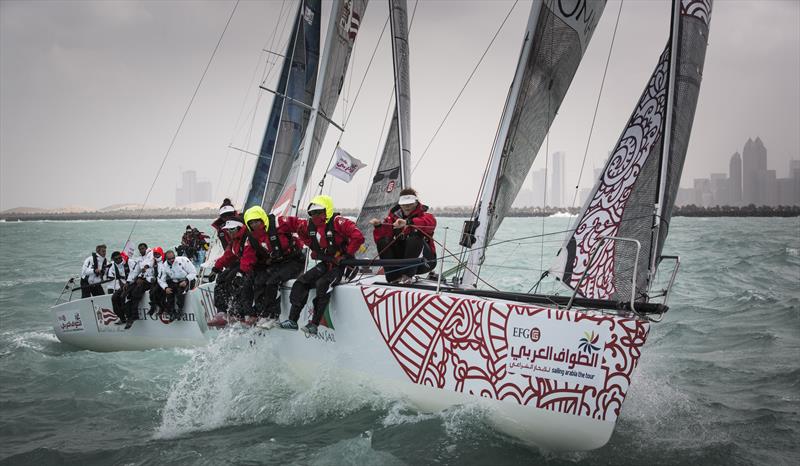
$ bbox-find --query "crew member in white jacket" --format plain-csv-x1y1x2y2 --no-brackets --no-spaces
80,244,108,298
158,250,197,322
122,245,159,329
106,251,130,321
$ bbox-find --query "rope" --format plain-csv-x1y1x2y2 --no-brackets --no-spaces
568,0,625,210
411,0,519,174
216,0,291,201
318,0,420,194
125,0,240,247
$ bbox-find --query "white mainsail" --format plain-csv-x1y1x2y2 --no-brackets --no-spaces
355,0,412,259
461,0,607,287
552,0,713,302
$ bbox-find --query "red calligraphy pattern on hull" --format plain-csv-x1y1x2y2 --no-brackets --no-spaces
361,286,650,421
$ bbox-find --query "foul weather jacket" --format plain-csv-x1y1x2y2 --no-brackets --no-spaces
373,203,437,254
158,256,198,289
240,217,303,274
214,228,247,270
299,215,365,261
81,253,108,285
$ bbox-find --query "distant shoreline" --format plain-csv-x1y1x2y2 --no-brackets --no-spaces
1,205,798,221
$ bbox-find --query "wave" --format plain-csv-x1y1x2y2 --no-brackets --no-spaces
154,330,391,439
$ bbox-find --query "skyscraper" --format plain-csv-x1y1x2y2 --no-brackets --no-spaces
742,137,767,205
176,170,212,206
729,152,742,205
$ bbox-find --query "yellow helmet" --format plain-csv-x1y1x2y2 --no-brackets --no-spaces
307,195,334,219
243,206,269,230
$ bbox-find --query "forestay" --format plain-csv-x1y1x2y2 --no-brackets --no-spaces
355,0,412,259
272,0,369,216
461,0,607,286
246,0,321,211
552,0,712,302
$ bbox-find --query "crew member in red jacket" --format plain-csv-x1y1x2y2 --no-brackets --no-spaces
370,187,437,283
211,198,239,249
239,206,305,328
207,217,247,326
279,195,364,335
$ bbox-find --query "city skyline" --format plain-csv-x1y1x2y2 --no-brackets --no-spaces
1,1,799,210
677,136,800,207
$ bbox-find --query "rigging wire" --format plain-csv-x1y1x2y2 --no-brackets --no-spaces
315,15,390,195
535,0,555,291
411,0,519,175
316,0,420,194
530,0,625,294
216,0,292,204
125,0,240,246
568,0,625,210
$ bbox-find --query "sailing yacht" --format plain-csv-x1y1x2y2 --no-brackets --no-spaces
50,0,712,451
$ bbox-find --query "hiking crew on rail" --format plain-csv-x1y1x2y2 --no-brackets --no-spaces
279,195,365,335
370,187,437,283
238,206,305,328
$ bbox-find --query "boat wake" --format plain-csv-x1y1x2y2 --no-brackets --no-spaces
154,328,392,439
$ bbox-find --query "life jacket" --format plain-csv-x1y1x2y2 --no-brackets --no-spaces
92,253,107,274
308,213,347,256
113,262,130,281
246,214,295,263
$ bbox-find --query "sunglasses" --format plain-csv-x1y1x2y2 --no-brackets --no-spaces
308,210,326,216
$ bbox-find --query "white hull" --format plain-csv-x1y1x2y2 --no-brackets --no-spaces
51,277,650,450
52,285,219,352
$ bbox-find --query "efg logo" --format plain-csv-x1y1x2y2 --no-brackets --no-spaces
512,326,541,342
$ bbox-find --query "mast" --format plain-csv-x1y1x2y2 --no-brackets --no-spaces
461,3,541,288
648,0,681,289
388,0,411,187
244,1,303,208
291,1,343,215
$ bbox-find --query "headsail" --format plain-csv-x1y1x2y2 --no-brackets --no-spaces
552,0,712,302
355,0,412,259
273,0,369,216
461,0,607,286
244,0,321,211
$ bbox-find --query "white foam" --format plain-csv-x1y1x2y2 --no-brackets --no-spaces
154,329,392,439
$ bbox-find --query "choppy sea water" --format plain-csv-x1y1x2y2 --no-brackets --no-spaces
0,217,797,465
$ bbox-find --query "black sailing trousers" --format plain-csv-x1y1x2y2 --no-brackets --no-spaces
240,255,304,319
376,233,436,282
288,261,348,326
124,278,150,322
164,279,195,318
213,266,242,315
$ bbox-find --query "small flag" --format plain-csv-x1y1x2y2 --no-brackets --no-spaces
327,147,366,183
122,240,135,258
100,308,120,325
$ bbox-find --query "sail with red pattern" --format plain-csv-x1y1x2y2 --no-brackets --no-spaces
552,0,712,302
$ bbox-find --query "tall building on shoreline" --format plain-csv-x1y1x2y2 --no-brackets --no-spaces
679,137,799,207
729,152,742,205
176,170,212,207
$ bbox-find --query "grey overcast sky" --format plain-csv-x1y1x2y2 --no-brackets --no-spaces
1,0,798,210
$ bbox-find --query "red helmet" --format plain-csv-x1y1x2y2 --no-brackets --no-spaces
153,247,164,257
